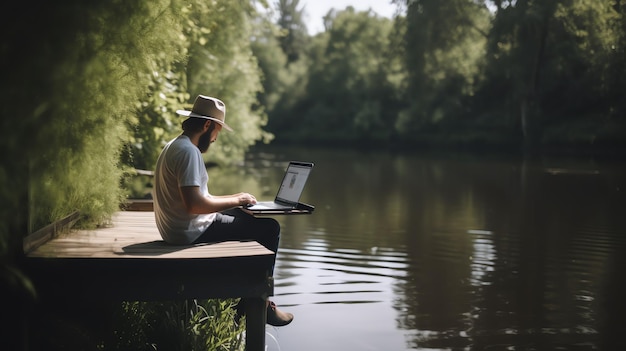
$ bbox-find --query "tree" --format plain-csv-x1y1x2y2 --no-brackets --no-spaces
251,11,292,112
398,0,490,144
183,0,274,164
477,0,626,149
276,0,310,64
274,7,401,143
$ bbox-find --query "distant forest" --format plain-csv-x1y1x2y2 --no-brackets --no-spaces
262,0,626,153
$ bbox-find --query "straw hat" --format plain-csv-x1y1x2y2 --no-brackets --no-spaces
176,95,233,132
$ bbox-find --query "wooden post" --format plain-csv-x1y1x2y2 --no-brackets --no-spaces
244,297,267,351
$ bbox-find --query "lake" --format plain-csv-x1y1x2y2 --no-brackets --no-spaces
209,146,626,351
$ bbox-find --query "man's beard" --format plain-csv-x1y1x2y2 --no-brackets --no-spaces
197,129,212,153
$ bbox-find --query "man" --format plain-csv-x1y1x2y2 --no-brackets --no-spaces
153,94,293,326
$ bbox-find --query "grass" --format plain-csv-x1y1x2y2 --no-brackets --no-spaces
31,298,245,351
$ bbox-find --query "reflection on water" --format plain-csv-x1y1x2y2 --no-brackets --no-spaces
210,147,626,350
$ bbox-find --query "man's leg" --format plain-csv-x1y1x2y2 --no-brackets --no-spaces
195,209,280,252
197,209,293,326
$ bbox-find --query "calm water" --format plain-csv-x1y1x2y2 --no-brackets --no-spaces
210,146,626,351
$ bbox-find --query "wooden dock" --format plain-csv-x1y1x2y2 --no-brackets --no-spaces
23,210,275,351
27,211,274,260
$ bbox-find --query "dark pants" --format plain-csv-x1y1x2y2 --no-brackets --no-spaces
193,208,280,272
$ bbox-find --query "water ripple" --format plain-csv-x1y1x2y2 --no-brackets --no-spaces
274,243,410,306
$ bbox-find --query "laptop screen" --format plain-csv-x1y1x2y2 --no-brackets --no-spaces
275,162,313,204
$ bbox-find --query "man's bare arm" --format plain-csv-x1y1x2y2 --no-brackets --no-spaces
179,186,256,214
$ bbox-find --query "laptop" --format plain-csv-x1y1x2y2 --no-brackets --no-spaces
245,161,314,214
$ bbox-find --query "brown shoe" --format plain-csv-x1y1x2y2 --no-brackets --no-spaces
266,301,294,327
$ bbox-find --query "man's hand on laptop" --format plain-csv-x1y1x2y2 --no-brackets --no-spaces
237,192,257,214
237,192,257,206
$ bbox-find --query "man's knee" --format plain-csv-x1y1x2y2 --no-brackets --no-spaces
258,218,280,250
266,218,280,234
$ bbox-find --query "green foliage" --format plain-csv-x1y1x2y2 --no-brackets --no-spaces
260,0,626,150
183,0,274,166
398,0,491,139
1,0,185,237
251,17,292,112
28,299,243,350
123,0,274,171
124,56,188,172
276,0,310,63
115,299,244,351
471,0,626,148
267,7,404,144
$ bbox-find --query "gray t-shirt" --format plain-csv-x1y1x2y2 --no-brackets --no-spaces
153,135,216,244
